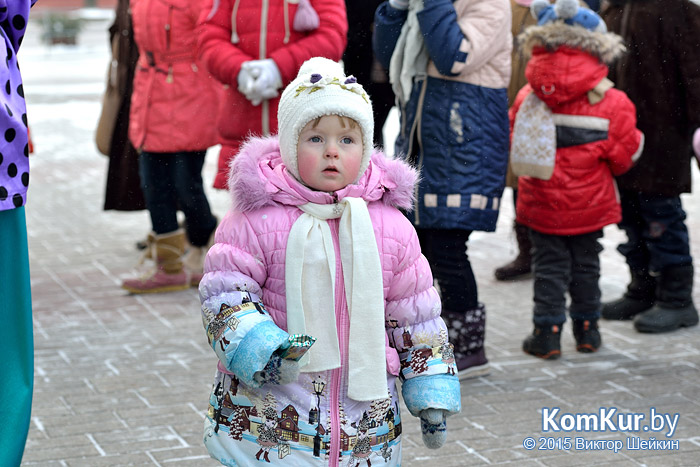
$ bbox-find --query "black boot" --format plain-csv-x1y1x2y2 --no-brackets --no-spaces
442,304,489,379
494,222,532,281
572,319,601,353
602,268,655,320
634,264,699,333
523,324,562,360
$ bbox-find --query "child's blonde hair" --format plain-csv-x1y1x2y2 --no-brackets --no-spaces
308,115,360,130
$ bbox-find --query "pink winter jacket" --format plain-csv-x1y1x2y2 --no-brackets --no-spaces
198,137,461,466
129,0,221,152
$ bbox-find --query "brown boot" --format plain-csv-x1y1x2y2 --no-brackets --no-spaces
494,222,532,281
122,229,189,294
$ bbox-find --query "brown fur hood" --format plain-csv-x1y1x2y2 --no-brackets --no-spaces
518,21,626,64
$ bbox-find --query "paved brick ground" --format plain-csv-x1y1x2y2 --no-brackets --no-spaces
18,11,700,467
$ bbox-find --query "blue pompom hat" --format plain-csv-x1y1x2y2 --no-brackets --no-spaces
532,0,607,33
519,0,624,64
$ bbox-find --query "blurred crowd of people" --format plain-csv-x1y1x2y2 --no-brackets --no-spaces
4,0,698,465
96,0,699,383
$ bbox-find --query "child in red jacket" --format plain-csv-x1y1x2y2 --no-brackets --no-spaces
510,0,643,359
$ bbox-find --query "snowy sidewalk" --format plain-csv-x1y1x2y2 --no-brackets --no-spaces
19,10,700,467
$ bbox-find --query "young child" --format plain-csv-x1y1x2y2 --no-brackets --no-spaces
198,57,461,466
510,0,644,358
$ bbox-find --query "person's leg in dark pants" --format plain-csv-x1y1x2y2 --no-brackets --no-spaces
569,231,603,352
417,228,487,378
494,188,532,281
523,230,568,359
171,150,217,247
139,151,180,235
630,194,698,332
122,151,189,294
603,190,657,319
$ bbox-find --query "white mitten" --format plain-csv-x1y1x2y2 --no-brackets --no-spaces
237,65,262,104
419,408,448,449
242,59,282,102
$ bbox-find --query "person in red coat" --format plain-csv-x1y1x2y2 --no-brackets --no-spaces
121,0,223,294
510,0,643,359
197,0,348,190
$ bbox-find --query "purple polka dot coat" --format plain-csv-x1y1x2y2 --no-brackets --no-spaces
0,0,36,211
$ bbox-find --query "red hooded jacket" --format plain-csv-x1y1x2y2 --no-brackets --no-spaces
513,45,643,235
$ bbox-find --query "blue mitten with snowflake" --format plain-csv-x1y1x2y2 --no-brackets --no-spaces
253,353,300,386
420,408,448,449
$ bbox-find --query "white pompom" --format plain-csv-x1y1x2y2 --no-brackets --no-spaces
296,57,344,79
555,0,579,19
531,0,551,19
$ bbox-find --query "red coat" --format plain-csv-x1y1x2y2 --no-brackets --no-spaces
197,0,348,189
514,46,643,236
129,0,221,153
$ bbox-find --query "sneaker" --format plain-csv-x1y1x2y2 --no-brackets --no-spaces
572,319,601,353
523,324,562,360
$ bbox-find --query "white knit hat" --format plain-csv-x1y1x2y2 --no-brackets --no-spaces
277,57,374,183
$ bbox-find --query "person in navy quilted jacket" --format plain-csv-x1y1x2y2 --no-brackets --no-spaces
373,0,511,380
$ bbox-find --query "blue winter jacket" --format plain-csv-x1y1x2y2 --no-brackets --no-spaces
374,0,511,231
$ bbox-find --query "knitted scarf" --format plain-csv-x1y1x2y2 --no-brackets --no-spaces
285,197,387,401
389,0,429,105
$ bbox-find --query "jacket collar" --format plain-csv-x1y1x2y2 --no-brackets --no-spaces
228,136,419,213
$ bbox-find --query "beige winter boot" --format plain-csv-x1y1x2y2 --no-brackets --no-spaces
122,229,189,294
183,229,216,288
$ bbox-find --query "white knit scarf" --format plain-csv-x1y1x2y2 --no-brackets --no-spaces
389,0,429,105
285,197,386,401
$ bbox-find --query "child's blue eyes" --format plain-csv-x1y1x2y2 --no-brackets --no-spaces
307,136,355,144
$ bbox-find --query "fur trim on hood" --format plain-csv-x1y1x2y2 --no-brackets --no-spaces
519,21,626,64
228,136,419,213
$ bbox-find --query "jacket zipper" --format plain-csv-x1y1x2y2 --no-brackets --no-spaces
165,6,173,83
328,206,345,466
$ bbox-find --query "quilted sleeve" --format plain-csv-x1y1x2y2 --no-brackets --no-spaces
605,91,643,176
417,0,510,77
199,210,289,387
383,210,461,418
373,1,408,70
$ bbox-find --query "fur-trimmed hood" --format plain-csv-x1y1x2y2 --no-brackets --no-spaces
227,136,418,213
519,21,626,64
